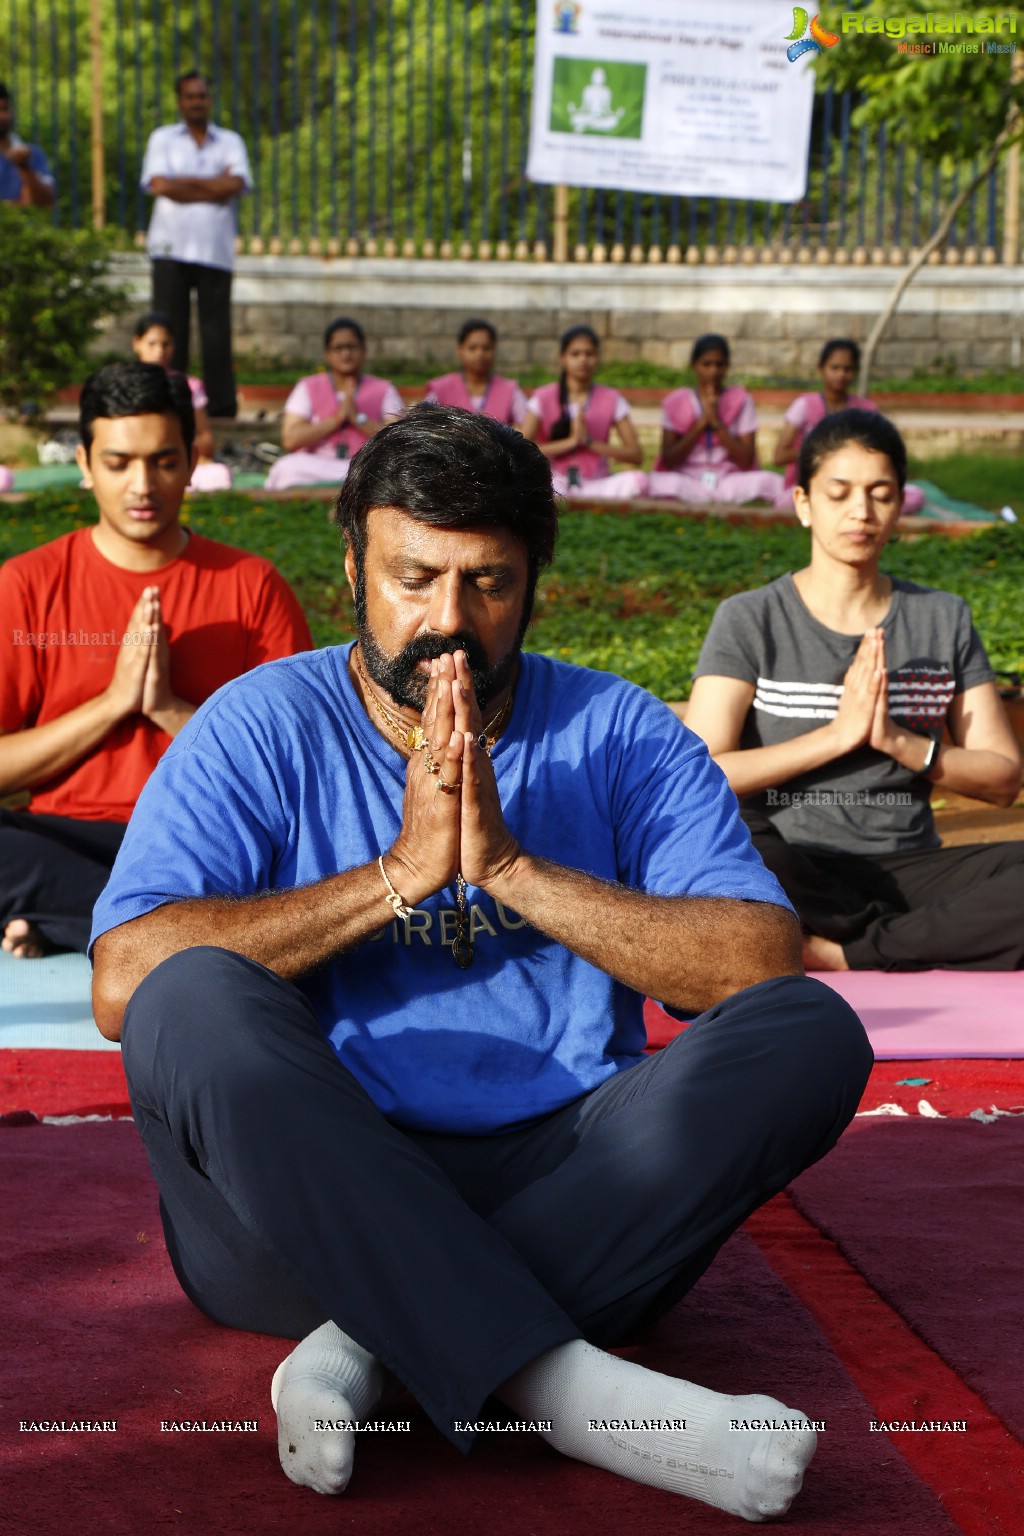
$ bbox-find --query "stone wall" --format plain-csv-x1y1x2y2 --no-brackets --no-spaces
104,255,1024,379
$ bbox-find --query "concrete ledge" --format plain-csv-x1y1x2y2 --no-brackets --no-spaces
101,253,1024,378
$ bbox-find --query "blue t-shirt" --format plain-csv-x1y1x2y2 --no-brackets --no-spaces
92,645,789,1134
0,141,54,201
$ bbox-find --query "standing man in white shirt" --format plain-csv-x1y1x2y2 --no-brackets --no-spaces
141,72,252,419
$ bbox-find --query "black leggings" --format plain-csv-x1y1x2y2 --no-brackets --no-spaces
745,812,1024,970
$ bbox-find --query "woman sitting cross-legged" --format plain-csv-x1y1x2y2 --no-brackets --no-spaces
521,325,647,501
647,334,785,507
685,407,1023,972
266,317,404,490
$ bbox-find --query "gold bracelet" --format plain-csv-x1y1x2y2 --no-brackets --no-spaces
378,854,413,920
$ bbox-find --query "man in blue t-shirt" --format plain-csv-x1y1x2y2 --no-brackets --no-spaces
0,83,55,207
91,406,871,1522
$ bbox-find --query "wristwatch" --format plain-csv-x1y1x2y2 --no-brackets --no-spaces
921,736,940,774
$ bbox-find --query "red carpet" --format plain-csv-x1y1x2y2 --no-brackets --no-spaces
788,1120,1024,1445
747,1196,1024,1536
2,1047,1023,1122
0,1047,130,1119
2,1120,1020,1534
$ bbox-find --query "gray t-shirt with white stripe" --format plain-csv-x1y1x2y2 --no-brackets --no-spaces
693,574,994,854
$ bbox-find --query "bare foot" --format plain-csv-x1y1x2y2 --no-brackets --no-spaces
801,932,849,972
2,918,51,959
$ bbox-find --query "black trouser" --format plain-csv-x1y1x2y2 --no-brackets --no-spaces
0,809,126,953
745,812,1024,970
122,946,872,1451
151,257,237,417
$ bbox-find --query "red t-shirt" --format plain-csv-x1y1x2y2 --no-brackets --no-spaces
0,527,313,821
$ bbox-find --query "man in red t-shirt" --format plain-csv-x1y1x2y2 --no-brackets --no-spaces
0,360,312,957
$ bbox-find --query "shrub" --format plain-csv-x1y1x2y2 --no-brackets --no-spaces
0,205,129,412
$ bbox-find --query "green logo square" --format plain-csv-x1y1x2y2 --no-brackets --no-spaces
549,58,647,139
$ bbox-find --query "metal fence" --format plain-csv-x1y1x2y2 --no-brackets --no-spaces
1,0,1013,261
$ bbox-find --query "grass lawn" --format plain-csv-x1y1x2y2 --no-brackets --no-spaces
4,485,1022,700
906,451,1021,515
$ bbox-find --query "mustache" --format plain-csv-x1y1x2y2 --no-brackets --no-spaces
394,630,490,674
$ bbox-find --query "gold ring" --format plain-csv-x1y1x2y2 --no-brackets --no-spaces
423,750,441,776
436,776,462,795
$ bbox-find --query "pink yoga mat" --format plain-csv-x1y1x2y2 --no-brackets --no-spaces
644,973,1024,1059
806,971,1024,1059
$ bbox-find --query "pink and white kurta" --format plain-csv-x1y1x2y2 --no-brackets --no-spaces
425,372,527,425
647,386,786,506
266,373,403,490
527,382,647,500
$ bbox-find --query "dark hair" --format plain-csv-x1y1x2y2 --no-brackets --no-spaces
551,325,600,441
0,83,10,103
132,310,175,339
818,337,861,369
335,404,558,608
458,318,497,345
690,333,730,366
175,70,207,95
79,361,195,458
797,407,907,494
324,316,366,350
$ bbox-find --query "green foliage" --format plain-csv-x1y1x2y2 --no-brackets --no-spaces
815,1,1022,161
5,490,1022,696
0,205,128,411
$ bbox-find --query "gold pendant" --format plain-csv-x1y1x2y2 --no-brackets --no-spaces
407,726,427,751
452,937,474,969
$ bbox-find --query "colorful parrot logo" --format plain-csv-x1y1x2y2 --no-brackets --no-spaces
785,8,840,62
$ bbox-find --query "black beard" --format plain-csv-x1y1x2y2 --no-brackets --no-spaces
357,621,520,712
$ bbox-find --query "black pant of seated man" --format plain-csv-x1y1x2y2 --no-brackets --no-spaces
0,809,126,954
123,945,871,1497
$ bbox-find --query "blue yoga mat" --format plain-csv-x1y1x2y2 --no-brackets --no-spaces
0,952,118,1050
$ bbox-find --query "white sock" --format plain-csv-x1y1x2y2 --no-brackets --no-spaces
500,1339,817,1522
270,1321,386,1495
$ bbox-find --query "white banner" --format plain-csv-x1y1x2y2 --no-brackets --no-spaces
527,1,816,202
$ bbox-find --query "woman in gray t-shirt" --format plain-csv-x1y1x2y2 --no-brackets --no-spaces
686,408,1023,973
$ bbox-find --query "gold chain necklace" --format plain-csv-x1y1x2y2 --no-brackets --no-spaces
353,645,513,756
355,646,514,970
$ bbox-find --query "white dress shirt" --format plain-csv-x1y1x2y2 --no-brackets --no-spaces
141,121,252,271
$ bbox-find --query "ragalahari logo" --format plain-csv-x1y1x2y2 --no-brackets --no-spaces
786,8,840,61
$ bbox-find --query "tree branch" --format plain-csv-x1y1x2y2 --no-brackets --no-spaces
859,102,1023,395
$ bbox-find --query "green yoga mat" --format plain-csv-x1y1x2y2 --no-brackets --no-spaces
913,479,1000,522
10,464,84,491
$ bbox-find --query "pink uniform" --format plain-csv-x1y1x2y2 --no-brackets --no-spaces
170,373,233,492
647,386,786,507
527,382,647,501
781,392,875,490
185,375,208,411
782,391,926,514
267,373,403,490
425,372,527,425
